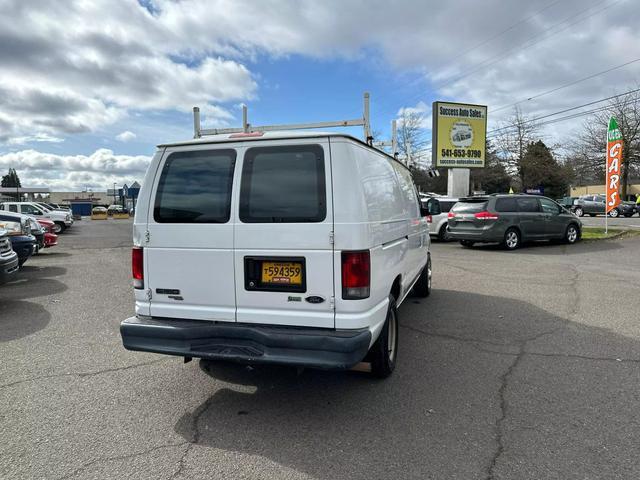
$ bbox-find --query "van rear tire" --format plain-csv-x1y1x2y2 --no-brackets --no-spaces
412,255,432,298
370,296,398,378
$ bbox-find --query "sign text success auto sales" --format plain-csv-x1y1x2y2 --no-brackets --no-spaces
438,106,485,119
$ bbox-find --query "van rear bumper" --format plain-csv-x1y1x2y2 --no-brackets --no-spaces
120,316,372,370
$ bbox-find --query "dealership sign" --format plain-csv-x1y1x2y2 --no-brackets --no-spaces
432,101,487,168
606,116,623,213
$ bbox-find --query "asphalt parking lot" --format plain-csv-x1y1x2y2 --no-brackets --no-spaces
1,219,640,480
579,214,640,229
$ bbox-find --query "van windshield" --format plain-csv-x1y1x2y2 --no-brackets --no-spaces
240,145,326,223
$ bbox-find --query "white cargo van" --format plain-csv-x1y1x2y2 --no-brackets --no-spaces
120,131,440,377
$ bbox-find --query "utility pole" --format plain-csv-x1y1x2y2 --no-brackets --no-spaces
113,183,117,204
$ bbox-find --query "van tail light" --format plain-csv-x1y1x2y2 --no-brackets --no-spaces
132,247,144,289
474,211,499,220
341,250,370,299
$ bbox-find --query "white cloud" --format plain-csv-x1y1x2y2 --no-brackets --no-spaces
116,131,137,142
2,0,639,182
0,0,257,144
0,149,151,190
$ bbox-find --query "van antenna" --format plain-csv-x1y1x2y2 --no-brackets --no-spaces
192,92,372,142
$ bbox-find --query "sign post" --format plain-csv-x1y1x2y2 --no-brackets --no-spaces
432,101,487,197
605,117,623,234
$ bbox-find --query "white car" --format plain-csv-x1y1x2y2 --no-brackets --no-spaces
120,131,440,378
422,197,459,241
0,202,73,233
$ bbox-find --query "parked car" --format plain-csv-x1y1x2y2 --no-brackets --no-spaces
422,196,458,241
620,201,638,217
120,131,439,378
0,202,73,233
26,217,45,254
556,196,578,209
107,204,124,215
92,206,108,215
36,218,58,248
447,194,582,250
0,227,19,284
572,194,629,218
42,202,71,212
0,211,36,266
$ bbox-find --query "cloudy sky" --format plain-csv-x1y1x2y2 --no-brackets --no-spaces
0,0,639,190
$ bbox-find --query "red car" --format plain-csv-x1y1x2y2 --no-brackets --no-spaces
36,218,58,248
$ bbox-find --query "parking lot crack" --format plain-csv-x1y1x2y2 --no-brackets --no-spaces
55,442,189,480
78,358,171,378
524,351,640,364
170,395,217,479
0,358,172,390
485,344,524,480
401,323,519,350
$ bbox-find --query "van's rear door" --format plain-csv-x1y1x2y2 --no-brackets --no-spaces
146,147,237,322
234,140,335,328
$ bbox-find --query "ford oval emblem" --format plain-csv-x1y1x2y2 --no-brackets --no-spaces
305,295,325,304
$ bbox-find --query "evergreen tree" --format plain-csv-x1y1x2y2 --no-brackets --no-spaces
521,141,573,199
1,168,21,188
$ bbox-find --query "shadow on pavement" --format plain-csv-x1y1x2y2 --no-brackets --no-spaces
172,290,640,480
0,300,51,342
0,266,67,301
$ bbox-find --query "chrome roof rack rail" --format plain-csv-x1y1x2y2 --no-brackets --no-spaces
193,92,375,146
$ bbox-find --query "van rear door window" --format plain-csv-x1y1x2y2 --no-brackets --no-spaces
239,145,326,223
451,200,487,213
154,149,236,223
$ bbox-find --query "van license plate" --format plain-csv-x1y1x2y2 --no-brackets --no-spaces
261,262,303,286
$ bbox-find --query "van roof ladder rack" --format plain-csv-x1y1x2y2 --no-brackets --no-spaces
193,92,397,153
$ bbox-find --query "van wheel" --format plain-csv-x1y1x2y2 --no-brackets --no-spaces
370,296,398,378
53,222,65,234
460,240,474,248
503,228,520,250
574,207,584,217
412,255,432,298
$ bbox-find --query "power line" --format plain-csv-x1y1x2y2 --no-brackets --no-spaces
444,0,566,67
378,0,621,121
436,0,621,90
488,87,640,135
491,58,640,114
375,0,572,118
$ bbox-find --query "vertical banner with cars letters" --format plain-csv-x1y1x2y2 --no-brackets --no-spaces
605,116,623,233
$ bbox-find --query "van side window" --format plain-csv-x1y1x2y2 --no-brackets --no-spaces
154,149,236,223
394,165,420,217
357,153,405,222
495,197,518,212
240,145,326,223
516,197,541,212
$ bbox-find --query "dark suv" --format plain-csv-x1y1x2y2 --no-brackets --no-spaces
447,194,582,250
